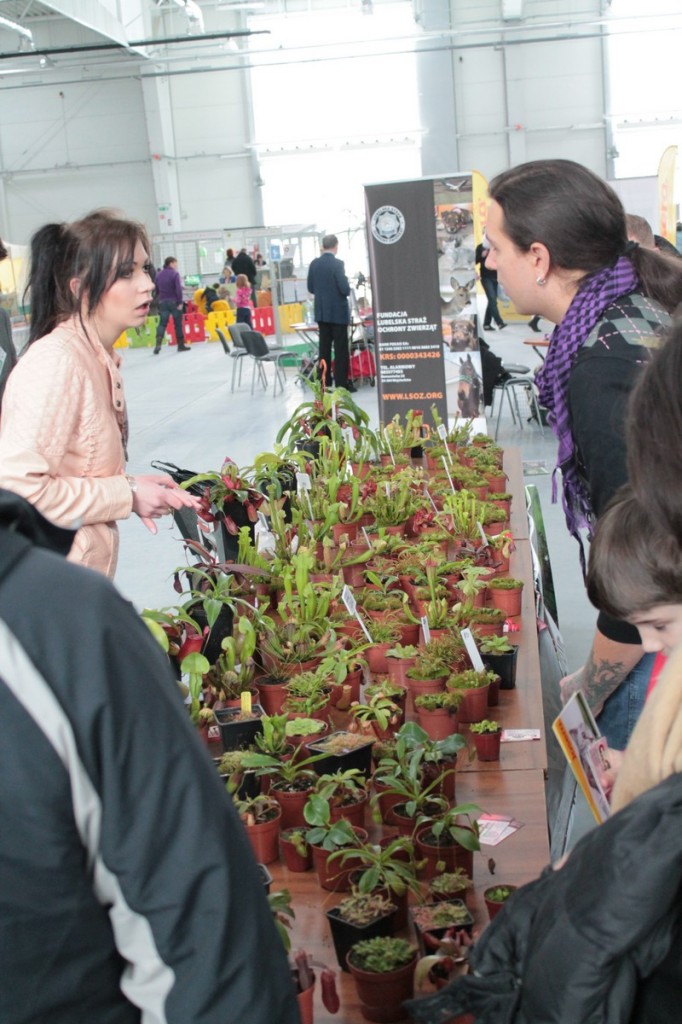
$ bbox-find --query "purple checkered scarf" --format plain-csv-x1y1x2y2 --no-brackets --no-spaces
536,256,639,541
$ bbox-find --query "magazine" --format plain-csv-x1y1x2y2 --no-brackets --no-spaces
552,691,611,824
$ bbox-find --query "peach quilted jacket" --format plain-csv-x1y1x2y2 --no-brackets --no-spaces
0,317,134,577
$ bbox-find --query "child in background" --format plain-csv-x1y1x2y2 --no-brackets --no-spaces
235,274,253,327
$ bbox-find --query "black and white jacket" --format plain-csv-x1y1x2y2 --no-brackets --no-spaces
0,491,298,1024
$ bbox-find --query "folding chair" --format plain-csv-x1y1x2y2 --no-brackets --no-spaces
224,323,252,391
491,363,545,441
241,329,287,397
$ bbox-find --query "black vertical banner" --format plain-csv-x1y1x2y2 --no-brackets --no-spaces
365,179,448,426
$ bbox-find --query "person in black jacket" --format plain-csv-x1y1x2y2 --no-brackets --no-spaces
486,159,682,750
306,234,353,391
231,248,257,301
0,490,298,1024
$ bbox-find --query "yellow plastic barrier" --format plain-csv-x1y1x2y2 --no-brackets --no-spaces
114,330,129,349
205,309,235,341
278,303,304,335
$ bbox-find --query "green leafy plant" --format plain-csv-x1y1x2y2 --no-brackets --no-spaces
348,936,416,974
469,719,500,735
333,889,396,927
414,691,463,713
427,869,471,900
303,793,364,851
487,576,524,591
330,835,421,900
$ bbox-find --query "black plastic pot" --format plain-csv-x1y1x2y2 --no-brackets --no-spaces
410,899,474,957
326,905,397,972
214,704,264,752
307,731,375,779
482,647,518,690
188,602,234,666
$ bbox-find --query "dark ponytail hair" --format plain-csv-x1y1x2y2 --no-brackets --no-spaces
489,159,682,314
0,237,7,262
626,324,682,545
26,209,151,345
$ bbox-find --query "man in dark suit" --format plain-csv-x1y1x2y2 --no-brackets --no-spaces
306,234,353,391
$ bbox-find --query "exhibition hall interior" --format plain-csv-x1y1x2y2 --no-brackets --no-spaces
1,0,681,1021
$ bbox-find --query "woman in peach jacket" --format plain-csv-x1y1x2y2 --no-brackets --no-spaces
0,212,199,578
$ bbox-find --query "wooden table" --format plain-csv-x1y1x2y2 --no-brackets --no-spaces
266,447,550,1022
523,337,550,361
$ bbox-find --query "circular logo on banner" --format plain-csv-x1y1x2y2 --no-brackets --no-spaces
371,206,405,245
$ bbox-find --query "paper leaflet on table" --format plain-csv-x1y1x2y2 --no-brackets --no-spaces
552,690,611,824
477,813,524,846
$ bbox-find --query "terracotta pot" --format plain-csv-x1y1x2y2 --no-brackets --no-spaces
387,657,416,687
484,885,517,921
336,617,363,640
329,668,363,706
405,675,446,714
242,805,281,865
347,948,417,1022
253,678,286,715
224,686,261,709
397,621,420,646
419,625,450,645
457,685,490,724
329,792,368,828
473,730,502,762
484,473,508,494
366,643,391,675
417,706,458,741
312,827,368,891
271,780,316,830
343,562,367,588
470,619,505,638
416,825,475,880
488,586,523,617
421,758,457,803
280,830,313,872
487,675,500,707
332,520,359,544
296,975,314,1024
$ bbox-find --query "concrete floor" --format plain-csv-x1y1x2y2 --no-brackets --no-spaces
115,318,596,673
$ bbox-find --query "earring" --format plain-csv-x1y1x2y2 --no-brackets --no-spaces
536,277,546,286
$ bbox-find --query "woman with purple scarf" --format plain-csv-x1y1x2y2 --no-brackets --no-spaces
485,159,682,750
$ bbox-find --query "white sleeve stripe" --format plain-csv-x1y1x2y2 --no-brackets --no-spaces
0,618,175,1024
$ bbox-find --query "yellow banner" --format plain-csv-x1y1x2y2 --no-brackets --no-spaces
658,145,677,245
471,169,489,245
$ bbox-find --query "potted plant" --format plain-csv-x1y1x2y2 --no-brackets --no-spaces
234,793,282,865
479,634,519,689
214,702,265,751
415,802,481,880
312,768,369,827
426,868,472,905
486,576,524,617
385,643,418,686
303,794,368,892
307,730,375,778
206,615,259,707
349,693,404,741
326,890,397,972
469,719,502,761
446,668,497,724
284,715,329,750
330,834,420,931
483,883,518,921
410,900,474,957
216,749,260,800
279,827,313,872
414,690,463,741
291,947,340,1024
346,936,417,1023
365,620,401,675
240,748,324,829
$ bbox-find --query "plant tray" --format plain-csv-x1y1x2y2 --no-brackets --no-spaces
308,731,375,778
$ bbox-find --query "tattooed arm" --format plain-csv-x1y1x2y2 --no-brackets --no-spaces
560,629,644,716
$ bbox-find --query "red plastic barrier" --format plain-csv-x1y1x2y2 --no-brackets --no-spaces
183,313,206,343
253,306,275,336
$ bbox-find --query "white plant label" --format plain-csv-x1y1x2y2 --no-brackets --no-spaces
477,521,488,546
441,456,457,494
424,488,438,513
361,526,372,549
385,482,391,497
341,584,356,616
296,472,311,491
257,511,269,530
420,615,431,645
331,403,337,422
460,627,485,671
437,423,448,440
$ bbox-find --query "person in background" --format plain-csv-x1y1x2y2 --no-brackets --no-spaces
528,315,542,332
475,237,506,331
0,489,299,1024
235,273,254,327
224,247,235,276
306,233,353,391
626,212,682,258
485,158,682,749
0,238,18,406
231,247,257,301
154,256,189,354
0,211,199,578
